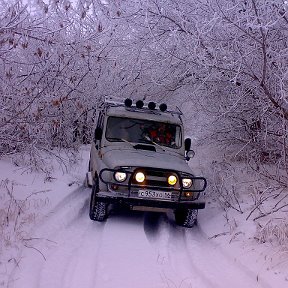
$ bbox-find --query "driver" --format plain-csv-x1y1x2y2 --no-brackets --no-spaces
147,123,172,145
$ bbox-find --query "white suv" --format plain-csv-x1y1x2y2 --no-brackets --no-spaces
87,97,207,227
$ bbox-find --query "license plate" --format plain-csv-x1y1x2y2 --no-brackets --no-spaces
138,190,172,200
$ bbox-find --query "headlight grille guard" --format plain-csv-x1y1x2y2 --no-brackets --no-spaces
99,168,207,201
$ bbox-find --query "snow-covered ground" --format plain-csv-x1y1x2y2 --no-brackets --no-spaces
1,146,287,288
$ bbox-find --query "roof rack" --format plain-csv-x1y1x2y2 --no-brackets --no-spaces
100,96,183,117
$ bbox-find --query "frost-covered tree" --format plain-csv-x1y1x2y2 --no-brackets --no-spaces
0,0,114,153
196,0,288,180
1,0,287,182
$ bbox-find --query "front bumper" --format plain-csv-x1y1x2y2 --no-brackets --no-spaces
95,194,205,210
97,167,207,210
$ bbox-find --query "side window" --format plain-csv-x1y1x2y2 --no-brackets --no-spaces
97,112,104,129
94,112,104,144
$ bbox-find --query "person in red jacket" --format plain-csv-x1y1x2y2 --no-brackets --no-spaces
147,123,172,146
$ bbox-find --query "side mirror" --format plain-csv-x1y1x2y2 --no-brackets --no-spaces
94,127,102,141
184,138,191,151
186,150,195,161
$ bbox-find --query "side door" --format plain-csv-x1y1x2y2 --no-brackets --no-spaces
90,110,105,179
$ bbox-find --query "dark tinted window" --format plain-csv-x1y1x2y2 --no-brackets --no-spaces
106,117,182,149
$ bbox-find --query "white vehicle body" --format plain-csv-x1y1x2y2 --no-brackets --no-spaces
87,98,207,227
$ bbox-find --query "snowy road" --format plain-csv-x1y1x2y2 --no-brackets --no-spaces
9,186,272,288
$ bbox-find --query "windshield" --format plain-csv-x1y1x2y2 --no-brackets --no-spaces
106,116,182,149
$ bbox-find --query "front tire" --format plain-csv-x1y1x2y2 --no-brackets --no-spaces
175,209,198,228
89,176,108,221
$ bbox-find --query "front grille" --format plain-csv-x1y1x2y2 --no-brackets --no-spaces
99,167,206,201
131,168,181,190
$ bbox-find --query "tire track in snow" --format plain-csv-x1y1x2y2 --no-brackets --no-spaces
91,209,160,288
91,208,186,288
9,186,273,288
184,223,273,288
144,212,273,288
166,222,225,288
172,221,273,288
9,186,106,288
34,194,107,288
144,212,212,288
38,210,106,288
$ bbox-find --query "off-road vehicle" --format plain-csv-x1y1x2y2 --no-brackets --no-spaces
87,97,207,227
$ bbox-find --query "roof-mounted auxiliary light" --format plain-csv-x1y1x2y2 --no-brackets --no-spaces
148,101,156,110
124,98,133,107
159,103,167,112
103,96,182,116
136,100,144,109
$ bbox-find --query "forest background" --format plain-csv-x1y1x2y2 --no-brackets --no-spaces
0,0,288,263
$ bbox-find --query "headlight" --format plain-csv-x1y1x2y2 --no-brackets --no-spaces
114,171,127,182
168,175,177,185
135,171,145,183
182,178,193,188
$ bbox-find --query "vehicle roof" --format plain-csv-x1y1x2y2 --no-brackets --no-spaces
105,106,183,125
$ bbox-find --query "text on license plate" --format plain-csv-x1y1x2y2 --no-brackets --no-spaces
138,190,172,199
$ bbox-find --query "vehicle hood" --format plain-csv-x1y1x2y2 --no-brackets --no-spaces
101,146,192,174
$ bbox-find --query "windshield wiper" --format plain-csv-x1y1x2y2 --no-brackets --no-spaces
121,138,135,147
107,136,165,152
143,136,165,152
107,137,135,147
106,137,125,142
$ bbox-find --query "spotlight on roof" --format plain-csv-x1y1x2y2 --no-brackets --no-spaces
124,98,132,107
159,103,167,112
136,100,144,109
148,102,156,110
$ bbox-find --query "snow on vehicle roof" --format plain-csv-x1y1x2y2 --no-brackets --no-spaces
106,105,183,125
